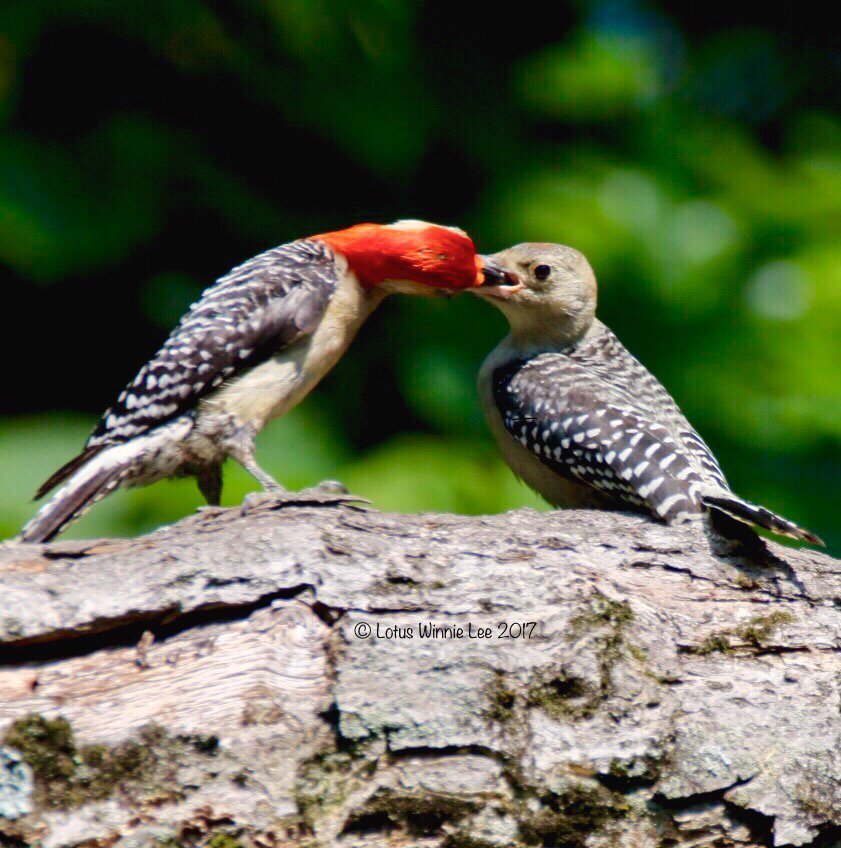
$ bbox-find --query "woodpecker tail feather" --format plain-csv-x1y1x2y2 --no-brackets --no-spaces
20,446,132,543
702,493,824,547
33,446,106,501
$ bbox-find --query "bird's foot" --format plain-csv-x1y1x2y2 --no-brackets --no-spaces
241,486,288,514
241,482,367,514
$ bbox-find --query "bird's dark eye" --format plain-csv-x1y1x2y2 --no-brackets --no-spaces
534,264,552,281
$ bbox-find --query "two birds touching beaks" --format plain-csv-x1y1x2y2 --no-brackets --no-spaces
20,220,823,548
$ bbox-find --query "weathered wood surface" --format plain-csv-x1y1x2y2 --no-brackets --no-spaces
0,498,839,848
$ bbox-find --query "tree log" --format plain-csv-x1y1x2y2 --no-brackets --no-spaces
0,497,839,848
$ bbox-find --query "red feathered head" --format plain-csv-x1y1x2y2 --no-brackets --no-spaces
315,220,487,290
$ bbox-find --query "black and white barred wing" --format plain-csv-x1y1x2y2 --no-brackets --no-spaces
89,239,338,449
572,324,730,491
493,355,712,523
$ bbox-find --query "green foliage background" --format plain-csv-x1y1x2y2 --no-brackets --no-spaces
1,1,838,550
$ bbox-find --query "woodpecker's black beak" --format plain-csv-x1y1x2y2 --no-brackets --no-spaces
479,257,520,288
480,257,513,287
474,256,525,300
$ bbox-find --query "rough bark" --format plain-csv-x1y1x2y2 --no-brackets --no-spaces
0,496,839,848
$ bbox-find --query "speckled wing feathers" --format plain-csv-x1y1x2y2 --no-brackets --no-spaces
88,239,338,448
492,325,727,522
562,326,729,491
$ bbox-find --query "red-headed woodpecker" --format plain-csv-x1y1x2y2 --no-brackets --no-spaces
22,220,498,542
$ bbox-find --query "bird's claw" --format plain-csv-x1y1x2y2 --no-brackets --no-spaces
241,488,289,514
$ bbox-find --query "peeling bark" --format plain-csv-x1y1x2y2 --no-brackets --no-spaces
0,498,839,848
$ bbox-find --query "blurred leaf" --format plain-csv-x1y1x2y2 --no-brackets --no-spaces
0,118,169,281
688,30,791,121
516,33,661,121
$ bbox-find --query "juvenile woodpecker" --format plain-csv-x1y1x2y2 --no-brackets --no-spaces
22,220,496,543
473,243,823,546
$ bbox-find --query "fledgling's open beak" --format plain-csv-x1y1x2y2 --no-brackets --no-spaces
476,257,524,298
479,259,507,286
